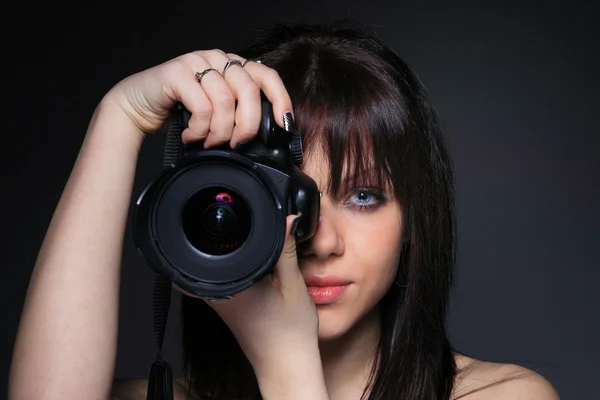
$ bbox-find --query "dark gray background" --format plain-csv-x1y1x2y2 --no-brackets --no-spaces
2,1,598,398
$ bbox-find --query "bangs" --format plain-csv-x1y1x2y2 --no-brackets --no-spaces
297,100,393,198
278,47,405,199
184,22,458,400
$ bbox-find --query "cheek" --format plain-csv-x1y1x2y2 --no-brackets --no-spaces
348,209,402,294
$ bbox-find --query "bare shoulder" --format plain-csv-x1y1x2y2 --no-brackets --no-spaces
452,354,559,400
110,377,197,400
174,377,203,400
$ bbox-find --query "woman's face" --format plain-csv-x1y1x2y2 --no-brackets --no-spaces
299,153,403,341
172,148,403,342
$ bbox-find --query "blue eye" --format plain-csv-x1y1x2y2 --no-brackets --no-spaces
344,188,386,211
353,190,375,204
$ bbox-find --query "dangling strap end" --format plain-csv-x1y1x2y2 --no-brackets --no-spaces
146,354,174,400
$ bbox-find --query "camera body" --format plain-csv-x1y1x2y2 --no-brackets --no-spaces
133,95,320,299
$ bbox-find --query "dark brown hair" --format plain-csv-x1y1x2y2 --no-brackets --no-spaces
180,19,457,400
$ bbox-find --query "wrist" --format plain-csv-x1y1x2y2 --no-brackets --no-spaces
254,345,329,400
94,93,146,149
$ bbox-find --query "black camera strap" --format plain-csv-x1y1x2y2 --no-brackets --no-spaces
146,106,184,400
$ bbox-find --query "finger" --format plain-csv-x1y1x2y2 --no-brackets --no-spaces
181,86,212,144
159,58,213,141
172,282,201,298
242,61,294,130
188,51,237,148
223,53,262,148
271,213,303,290
201,278,266,323
205,213,303,310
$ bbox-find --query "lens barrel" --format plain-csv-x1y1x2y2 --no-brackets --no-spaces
134,151,287,299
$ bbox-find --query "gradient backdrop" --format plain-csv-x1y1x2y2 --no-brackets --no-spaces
3,1,599,398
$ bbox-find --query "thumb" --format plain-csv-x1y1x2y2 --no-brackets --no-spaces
272,213,303,288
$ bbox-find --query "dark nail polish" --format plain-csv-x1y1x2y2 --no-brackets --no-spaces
204,295,233,303
283,112,296,132
234,141,247,151
289,211,303,236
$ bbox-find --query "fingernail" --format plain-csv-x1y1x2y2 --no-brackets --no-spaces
206,295,233,303
233,141,246,151
289,211,303,236
283,111,296,132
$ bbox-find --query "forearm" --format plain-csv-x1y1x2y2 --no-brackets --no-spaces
255,345,330,400
9,99,145,400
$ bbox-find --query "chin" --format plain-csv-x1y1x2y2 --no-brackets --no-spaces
315,306,356,341
318,325,350,342
315,292,385,344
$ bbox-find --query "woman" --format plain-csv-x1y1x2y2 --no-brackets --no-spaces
9,20,558,400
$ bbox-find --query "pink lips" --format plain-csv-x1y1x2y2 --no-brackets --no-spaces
304,276,352,305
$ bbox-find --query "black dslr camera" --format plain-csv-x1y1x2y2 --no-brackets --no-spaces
133,95,320,299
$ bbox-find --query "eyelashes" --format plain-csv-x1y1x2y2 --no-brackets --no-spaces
342,187,387,211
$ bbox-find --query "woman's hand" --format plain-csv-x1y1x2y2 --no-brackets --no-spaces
102,49,294,147
206,215,327,398
207,215,319,367
103,48,327,396
103,48,321,357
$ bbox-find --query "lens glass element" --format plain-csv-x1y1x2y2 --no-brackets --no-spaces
182,187,251,255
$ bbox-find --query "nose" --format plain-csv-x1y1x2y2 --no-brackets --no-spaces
302,197,345,260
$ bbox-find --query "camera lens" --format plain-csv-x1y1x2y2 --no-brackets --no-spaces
203,203,236,237
182,187,251,256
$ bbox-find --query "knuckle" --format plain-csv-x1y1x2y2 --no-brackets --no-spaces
263,68,281,83
216,92,235,110
192,102,213,119
177,53,199,66
187,119,208,136
226,52,242,59
190,49,208,58
166,58,189,76
210,129,230,140
207,49,227,59
240,79,260,98
188,128,208,140
283,242,297,257
237,122,259,138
